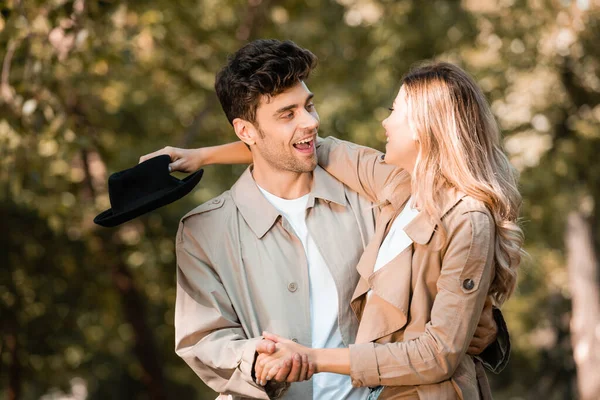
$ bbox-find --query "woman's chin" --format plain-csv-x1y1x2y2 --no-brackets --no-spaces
382,152,394,165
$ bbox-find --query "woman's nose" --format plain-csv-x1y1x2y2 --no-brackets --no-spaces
382,117,388,129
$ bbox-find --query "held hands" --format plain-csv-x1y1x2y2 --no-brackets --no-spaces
468,298,498,355
254,332,315,386
139,146,204,173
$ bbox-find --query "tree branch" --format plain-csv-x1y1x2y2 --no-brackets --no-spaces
1,39,18,106
236,0,273,41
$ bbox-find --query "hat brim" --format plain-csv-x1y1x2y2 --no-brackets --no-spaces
94,169,204,227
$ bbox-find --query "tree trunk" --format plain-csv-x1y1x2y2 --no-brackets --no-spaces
565,211,600,400
6,330,21,400
110,255,167,400
84,146,167,399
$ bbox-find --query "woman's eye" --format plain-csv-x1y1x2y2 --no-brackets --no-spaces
284,112,294,119
307,103,315,111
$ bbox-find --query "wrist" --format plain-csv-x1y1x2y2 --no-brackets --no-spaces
308,348,321,374
195,147,209,168
310,348,350,375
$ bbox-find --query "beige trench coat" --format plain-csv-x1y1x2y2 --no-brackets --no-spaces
174,165,380,399
316,137,496,399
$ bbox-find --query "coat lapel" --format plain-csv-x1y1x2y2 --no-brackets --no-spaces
351,205,397,306
350,206,395,320
355,245,414,344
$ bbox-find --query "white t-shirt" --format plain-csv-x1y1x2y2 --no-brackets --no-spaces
374,197,419,272
258,186,368,400
368,198,419,299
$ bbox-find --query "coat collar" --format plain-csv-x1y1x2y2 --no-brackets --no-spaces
381,169,412,210
307,165,348,208
231,165,347,238
386,181,467,246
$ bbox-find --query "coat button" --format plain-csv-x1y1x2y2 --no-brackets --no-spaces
288,282,298,292
463,279,475,290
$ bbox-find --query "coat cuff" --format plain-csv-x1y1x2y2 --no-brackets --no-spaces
240,337,263,379
349,342,381,387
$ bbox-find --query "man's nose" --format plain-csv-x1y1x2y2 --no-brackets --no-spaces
299,109,319,130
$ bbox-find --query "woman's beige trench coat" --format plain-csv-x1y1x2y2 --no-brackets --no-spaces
317,137,496,399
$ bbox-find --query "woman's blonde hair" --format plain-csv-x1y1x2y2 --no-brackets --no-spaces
402,61,524,306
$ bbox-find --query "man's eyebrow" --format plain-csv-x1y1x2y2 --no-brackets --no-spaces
273,93,315,115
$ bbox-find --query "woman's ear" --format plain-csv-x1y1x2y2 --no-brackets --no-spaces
233,118,257,146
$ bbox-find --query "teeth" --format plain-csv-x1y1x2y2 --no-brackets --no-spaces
295,137,313,144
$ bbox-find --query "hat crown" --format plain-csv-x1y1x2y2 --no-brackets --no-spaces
94,155,203,227
108,155,174,214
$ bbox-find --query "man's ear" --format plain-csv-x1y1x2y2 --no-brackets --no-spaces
233,118,257,146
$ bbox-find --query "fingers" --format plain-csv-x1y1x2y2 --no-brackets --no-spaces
473,323,486,336
256,356,268,386
473,325,488,339
273,357,293,382
254,341,276,384
139,146,176,164
467,345,480,355
472,315,497,352
470,297,497,355
475,317,495,337
260,358,280,386
139,151,157,164
483,297,493,308
257,354,314,385
169,150,198,173
169,158,186,173
286,353,302,383
467,334,486,355
307,361,315,380
480,301,493,323
263,331,284,343
469,335,484,348
298,353,309,381
255,354,267,384
264,363,283,385
256,339,276,355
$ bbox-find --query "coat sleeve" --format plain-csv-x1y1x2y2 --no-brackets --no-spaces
174,220,287,399
316,136,407,204
348,210,496,387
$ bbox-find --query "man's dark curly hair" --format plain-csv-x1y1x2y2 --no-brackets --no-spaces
215,39,318,125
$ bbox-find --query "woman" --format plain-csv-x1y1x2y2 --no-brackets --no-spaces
142,62,523,399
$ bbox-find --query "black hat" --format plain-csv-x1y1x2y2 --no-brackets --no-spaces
94,155,204,227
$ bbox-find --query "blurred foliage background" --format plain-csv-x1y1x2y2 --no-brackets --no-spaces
1,0,599,399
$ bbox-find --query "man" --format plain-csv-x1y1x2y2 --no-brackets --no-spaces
142,39,507,399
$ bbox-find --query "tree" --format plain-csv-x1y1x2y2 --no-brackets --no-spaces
2,0,597,399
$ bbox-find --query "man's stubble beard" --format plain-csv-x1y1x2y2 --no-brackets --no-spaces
256,127,317,173
260,145,317,173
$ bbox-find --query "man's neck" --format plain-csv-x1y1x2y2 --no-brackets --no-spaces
251,163,313,200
